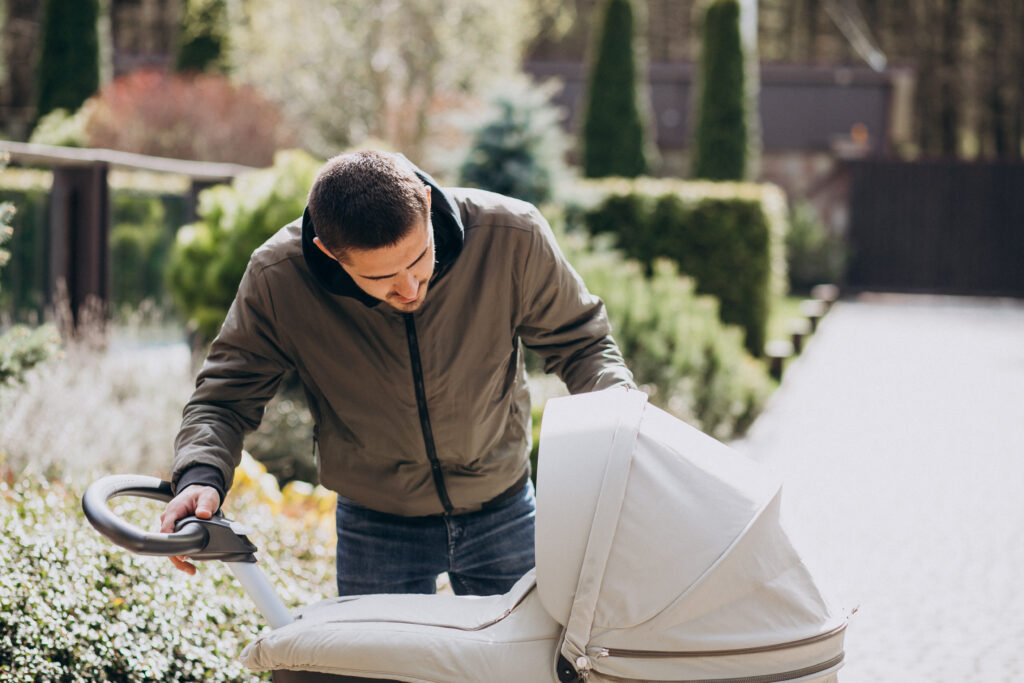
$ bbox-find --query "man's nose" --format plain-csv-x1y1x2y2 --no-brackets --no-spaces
395,272,419,299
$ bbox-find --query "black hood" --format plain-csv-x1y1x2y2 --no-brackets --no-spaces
300,158,465,306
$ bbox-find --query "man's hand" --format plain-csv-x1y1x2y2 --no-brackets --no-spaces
159,484,221,575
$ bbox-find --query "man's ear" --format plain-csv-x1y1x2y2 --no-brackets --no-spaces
425,185,431,210
313,236,340,263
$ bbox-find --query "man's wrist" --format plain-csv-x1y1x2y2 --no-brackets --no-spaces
175,464,226,504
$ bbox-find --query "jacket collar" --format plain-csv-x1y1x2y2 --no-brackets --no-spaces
300,161,465,306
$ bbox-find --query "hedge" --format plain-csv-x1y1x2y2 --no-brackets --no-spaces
572,178,788,356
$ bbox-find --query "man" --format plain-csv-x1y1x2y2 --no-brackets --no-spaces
160,150,634,596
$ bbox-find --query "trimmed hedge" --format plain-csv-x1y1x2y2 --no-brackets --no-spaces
573,178,787,356
563,238,772,440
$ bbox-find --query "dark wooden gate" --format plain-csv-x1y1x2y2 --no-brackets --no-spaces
845,160,1024,297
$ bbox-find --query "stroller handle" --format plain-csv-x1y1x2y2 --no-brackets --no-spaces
82,474,209,557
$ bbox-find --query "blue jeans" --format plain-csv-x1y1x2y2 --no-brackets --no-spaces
334,480,536,597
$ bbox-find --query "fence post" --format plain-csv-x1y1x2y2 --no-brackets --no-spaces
48,162,109,331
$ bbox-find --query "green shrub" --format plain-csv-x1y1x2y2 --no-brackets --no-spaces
110,193,184,309
167,150,321,345
27,106,90,147
0,185,58,390
574,178,787,356
0,187,48,322
244,374,318,486
176,0,230,74
580,0,649,178
691,0,749,181
786,200,846,294
0,475,334,682
35,0,100,122
459,77,570,206
0,325,60,390
574,249,770,439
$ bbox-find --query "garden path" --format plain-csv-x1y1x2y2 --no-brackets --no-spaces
734,295,1024,682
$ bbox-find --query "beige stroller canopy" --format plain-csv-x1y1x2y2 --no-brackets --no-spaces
241,388,847,682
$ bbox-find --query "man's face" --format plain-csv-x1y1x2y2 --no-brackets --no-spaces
319,219,436,313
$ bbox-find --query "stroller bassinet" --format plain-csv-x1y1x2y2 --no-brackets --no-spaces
85,388,847,683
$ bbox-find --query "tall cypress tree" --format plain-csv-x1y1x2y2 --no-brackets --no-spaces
691,0,748,181
35,0,100,122
580,0,649,178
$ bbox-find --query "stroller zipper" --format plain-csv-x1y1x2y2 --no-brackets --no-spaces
584,653,844,683
591,622,846,659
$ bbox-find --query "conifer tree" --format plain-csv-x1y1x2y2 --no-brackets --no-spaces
580,0,649,178
691,0,748,180
35,0,100,122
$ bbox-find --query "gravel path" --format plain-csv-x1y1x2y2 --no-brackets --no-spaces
733,295,1024,683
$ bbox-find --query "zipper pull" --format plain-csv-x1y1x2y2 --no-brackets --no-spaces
588,648,610,660
574,656,592,679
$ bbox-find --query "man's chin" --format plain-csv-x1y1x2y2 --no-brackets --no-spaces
386,294,426,312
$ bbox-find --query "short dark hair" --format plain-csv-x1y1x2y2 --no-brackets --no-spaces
307,150,429,258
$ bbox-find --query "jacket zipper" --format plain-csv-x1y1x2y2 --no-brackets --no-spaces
403,313,453,513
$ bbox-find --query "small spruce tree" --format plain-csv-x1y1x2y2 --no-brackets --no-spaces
459,78,569,206
176,0,230,73
35,0,100,122
580,0,649,178
691,0,748,181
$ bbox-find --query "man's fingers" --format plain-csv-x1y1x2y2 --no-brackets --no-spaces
194,488,220,519
169,555,197,575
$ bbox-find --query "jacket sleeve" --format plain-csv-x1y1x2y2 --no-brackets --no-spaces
516,209,635,394
171,260,292,494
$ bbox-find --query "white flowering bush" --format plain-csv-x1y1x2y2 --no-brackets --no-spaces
0,321,339,681
0,458,337,682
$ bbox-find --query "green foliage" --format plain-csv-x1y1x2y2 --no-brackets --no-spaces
28,106,90,147
0,325,60,389
0,475,334,682
555,225,772,440
0,183,58,388
244,375,318,486
0,187,48,321
167,150,322,344
459,78,570,206
691,0,748,181
35,0,100,122
786,201,847,294
230,0,547,162
575,178,788,356
176,0,230,74
580,0,649,178
0,202,11,278
110,194,183,309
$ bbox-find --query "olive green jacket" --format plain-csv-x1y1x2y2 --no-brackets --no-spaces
172,175,633,516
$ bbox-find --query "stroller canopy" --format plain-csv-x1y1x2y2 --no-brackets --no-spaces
241,388,846,682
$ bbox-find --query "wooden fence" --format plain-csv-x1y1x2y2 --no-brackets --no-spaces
844,159,1024,298
0,141,252,327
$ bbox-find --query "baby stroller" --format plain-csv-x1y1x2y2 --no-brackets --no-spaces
84,389,848,682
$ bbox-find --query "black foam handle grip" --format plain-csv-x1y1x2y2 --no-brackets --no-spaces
82,474,208,556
